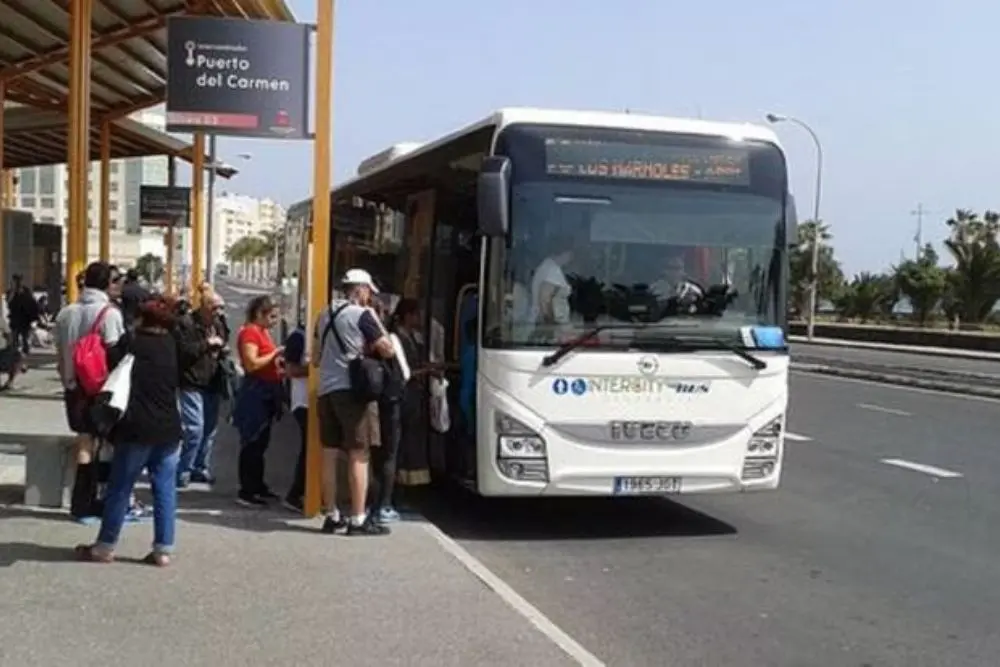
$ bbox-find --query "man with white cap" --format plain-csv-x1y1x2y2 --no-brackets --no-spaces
312,267,395,536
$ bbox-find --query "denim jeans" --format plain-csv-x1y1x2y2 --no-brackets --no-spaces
178,389,220,476
96,443,179,554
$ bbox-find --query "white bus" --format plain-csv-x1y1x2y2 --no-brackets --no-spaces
287,107,797,497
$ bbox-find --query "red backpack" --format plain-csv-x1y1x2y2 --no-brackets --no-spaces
73,305,113,396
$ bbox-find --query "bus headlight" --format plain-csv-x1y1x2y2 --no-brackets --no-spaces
495,412,549,482
742,416,781,480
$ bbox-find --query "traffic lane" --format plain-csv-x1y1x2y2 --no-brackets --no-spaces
416,382,1000,666
420,478,999,664
791,342,1000,377
789,371,1000,476
213,280,272,333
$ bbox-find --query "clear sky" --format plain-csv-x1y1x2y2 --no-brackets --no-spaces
203,0,997,276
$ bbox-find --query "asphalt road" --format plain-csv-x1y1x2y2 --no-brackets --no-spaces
417,375,1000,666
791,341,1000,377
216,278,1000,665
213,278,275,335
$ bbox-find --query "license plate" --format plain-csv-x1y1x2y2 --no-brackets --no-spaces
613,476,682,495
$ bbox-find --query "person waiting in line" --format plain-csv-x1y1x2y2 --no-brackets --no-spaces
313,268,393,536
281,321,310,513
74,295,183,567
392,298,442,503
53,261,127,524
368,298,412,523
232,295,285,507
119,269,150,331
174,288,227,488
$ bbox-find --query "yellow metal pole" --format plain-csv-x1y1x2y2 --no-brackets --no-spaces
165,225,175,294
164,156,176,294
305,0,335,518
67,0,93,304
99,121,111,262
190,133,205,303
0,81,6,298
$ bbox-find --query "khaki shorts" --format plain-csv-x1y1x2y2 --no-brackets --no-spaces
317,390,380,452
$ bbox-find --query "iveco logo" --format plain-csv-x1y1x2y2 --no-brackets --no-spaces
610,420,693,441
637,356,659,375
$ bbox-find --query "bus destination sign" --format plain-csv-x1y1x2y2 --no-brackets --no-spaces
544,140,751,185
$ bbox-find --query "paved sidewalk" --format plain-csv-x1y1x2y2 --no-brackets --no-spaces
0,374,576,667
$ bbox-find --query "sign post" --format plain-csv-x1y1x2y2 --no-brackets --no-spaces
140,184,190,294
166,16,311,139
166,11,324,516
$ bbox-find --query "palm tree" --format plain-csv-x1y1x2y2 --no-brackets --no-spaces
789,220,842,317
943,209,1000,324
257,230,279,279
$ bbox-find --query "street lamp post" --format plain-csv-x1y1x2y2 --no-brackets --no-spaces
766,113,824,340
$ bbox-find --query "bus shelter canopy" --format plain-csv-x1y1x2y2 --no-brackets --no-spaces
2,105,237,177
0,0,296,118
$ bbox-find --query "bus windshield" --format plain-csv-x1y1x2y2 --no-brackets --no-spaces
484,123,788,350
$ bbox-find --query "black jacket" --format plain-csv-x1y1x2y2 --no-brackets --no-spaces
107,330,182,446
174,310,223,390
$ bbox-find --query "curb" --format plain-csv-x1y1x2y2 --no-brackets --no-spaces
788,337,1000,362
792,357,1000,387
790,362,1000,399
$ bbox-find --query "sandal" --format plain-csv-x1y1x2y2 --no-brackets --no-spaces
142,552,171,567
75,544,114,563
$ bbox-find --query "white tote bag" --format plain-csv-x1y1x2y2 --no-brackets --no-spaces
389,333,411,382
428,376,451,434
102,353,135,415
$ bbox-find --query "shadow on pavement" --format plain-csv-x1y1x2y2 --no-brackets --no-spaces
409,484,738,541
0,541,79,566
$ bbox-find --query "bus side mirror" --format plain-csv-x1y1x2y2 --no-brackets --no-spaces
477,156,511,237
785,193,799,248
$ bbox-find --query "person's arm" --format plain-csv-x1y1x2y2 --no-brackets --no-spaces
284,331,308,378
239,329,282,373
100,307,126,347
358,310,395,359
106,330,131,369
537,281,557,322
52,310,65,381
175,319,209,363
310,315,324,369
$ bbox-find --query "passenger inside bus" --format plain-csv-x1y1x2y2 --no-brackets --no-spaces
650,249,706,305
530,234,578,337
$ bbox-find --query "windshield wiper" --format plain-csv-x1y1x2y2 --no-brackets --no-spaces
541,324,769,371
667,336,768,370
541,324,621,367
541,322,687,367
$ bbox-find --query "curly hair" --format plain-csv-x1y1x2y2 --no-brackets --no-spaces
138,295,178,329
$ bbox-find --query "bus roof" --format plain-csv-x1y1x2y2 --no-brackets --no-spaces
291,107,783,211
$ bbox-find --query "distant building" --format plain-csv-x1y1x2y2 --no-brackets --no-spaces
8,109,177,269
214,192,286,279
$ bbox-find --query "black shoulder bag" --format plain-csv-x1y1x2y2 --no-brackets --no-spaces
323,304,386,403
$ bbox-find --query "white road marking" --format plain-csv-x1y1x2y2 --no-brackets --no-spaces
857,403,911,416
880,458,963,479
422,522,606,667
784,432,812,441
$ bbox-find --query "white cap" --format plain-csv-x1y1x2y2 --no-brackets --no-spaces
342,267,379,293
